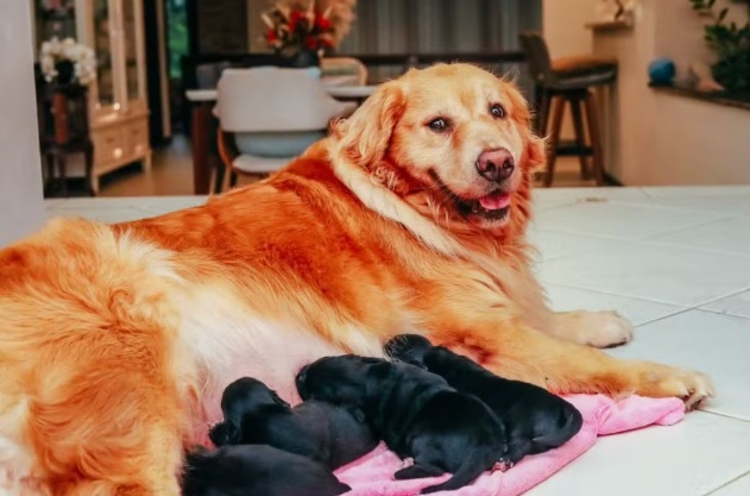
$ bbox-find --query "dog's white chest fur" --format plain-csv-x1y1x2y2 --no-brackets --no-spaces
174,284,382,445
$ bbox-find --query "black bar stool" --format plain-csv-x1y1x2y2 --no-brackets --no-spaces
519,32,617,187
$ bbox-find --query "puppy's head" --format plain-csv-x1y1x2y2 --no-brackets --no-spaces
383,334,433,366
296,355,384,407
332,63,544,231
220,377,291,443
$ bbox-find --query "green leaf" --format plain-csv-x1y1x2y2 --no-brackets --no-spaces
718,7,728,22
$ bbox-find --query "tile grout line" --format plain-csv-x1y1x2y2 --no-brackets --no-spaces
690,287,750,311
533,227,750,261
540,281,695,308
640,214,740,241
703,468,750,495
697,307,750,322
698,408,750,424
632,307,695,328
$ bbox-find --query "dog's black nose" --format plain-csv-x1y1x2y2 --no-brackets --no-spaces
476,148,515,182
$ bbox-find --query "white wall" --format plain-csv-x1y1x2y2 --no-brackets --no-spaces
543,0,597,58
0,0,45,246
247,0,274,52
593,0,750,185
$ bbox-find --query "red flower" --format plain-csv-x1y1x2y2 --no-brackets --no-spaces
303,36,318,50
288,10,304,32
266,28,277,42
314,13,332,31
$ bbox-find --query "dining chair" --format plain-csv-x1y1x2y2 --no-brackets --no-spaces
214,66,356,192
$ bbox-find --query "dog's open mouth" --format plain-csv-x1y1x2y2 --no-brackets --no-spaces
456,190,511,221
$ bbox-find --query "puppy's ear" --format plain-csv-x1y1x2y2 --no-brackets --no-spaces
332,80,405,167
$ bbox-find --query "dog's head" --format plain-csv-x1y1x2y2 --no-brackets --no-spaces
330,63,544,232
295,355,385,407
219,377,291,443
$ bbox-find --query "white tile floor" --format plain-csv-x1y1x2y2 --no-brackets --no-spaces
45,186,750,496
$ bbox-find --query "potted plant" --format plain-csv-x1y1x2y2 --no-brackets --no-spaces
262,0,352,67
39,37,97,87
689,0,750,92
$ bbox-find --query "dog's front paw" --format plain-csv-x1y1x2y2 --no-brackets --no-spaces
590,311,634,348
640,364,715,410
556,310,634,348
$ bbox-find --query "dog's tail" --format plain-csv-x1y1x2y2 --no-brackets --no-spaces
420,449,494,494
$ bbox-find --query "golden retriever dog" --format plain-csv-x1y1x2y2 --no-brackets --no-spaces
0,63,712,495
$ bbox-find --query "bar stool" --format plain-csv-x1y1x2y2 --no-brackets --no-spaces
519,32,617,187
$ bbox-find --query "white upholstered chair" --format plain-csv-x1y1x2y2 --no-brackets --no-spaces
214,67,356,190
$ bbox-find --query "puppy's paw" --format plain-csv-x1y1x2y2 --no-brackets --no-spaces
557,310,634,348
640,364,715,410
492,459,514,472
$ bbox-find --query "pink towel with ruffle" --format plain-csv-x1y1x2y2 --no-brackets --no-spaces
334,394,685,496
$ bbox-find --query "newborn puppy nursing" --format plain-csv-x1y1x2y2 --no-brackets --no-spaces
182,445,350,496
386,334,583,466
296,355,510,494
210,376,378,470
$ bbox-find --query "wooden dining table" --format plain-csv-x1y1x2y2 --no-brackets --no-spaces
185,79,377,195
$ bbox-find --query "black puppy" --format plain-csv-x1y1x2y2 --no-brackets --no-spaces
385,334,583,466
182,444,351,496
296,355,510,494
209,377,378,470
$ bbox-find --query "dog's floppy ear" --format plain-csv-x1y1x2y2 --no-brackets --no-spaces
524,133,546,174
502,81,546,174
333,80,405,167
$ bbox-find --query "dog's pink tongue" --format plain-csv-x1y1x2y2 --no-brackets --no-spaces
478,192,511,210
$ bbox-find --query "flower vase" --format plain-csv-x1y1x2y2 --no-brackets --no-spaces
289,49,321,68
55,60,75,85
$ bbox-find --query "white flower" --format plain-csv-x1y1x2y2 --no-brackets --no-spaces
38,36,97,86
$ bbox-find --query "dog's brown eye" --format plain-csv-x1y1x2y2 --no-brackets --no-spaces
490,104,506,119
427,118,449,132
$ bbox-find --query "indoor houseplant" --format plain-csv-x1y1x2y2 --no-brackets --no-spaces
262,0,354,67
689,0,750,92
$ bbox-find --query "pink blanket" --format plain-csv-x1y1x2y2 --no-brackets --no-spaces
335,394,685,496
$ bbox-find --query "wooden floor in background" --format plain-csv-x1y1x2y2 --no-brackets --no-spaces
99,134,597,197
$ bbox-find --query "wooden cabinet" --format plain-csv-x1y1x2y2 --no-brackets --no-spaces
82,0,151,193
31,0,152,193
